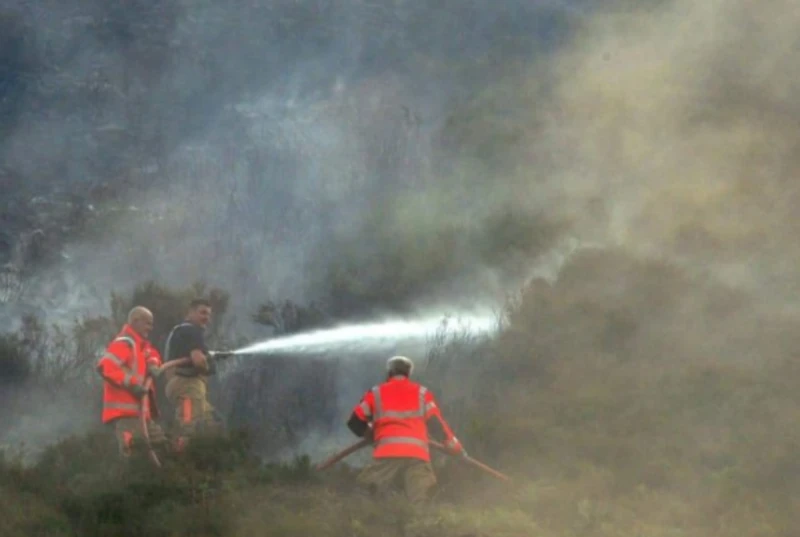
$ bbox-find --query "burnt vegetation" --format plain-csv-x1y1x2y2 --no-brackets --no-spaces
3,247,800,536
3,1,800,535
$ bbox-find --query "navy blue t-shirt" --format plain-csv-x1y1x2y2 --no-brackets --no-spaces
164,322,208,362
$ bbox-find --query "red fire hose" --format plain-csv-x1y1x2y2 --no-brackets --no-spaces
315,438,510,481
314,438,372,470
140,376,161,467
138,357,192,467
428,439,510,481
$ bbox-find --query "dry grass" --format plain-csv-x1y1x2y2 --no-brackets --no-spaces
6,1,800,532
5,248,800,537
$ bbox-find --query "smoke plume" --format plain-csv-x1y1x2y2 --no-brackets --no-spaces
1,0,584,327
529,0,800,308
4,0,800,465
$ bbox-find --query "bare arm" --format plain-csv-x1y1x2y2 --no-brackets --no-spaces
190,348,210,373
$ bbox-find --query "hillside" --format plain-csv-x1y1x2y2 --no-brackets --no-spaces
3,246,800,536
4,0,800,535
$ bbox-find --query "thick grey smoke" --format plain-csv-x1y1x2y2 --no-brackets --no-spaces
527,0,800,308
5,0,798,465
0,0,586,456
1,0,586,329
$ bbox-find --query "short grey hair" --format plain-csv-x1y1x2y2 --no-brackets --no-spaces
386,355,414,377
127,306,153,324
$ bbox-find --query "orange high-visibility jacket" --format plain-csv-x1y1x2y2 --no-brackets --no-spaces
96,325,162,423
352,376,462,462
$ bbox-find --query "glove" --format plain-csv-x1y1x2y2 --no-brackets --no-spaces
445,437,465,456
147,365,162,378
130,384,148,398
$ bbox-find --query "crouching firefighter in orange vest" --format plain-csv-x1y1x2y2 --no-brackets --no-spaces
96,306,167,460
347,355,467,505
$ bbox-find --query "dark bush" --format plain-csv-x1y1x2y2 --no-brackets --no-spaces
0,332,29,385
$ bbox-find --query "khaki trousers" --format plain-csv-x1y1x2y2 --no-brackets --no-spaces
357,457,438,504
113,417,167,458
165,375,223,450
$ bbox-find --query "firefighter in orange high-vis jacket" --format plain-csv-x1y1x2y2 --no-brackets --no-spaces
347,355,466,505
96,306,167,459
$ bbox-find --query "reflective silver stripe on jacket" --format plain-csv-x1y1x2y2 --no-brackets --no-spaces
113,336,139,373
372,384,427,419
121,372,142,388
100,352,124,367
375,436,430,451
112,335,142,385
359,401,372,417
381,409,424,419
371,385,382,417
103,402,140,411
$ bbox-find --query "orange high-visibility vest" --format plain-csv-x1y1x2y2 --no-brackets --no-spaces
353,376,462,462
96,325,161,423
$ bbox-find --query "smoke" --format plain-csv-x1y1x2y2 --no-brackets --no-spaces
4,0,795,325
439,1,800,500
528,0,800,305
0,0,587,328
4,0,800,469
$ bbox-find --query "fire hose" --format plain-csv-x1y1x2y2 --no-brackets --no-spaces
428,439,510,482
140,376,160,467
314,438,372,470
138,357,189,467
315,438,510,481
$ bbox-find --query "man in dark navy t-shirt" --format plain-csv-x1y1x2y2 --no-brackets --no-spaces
162,298,222,451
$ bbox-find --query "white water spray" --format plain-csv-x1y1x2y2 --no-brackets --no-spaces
233,312,500,355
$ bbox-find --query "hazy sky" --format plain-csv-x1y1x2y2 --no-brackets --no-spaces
1,0,589,328
3,0,799,336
